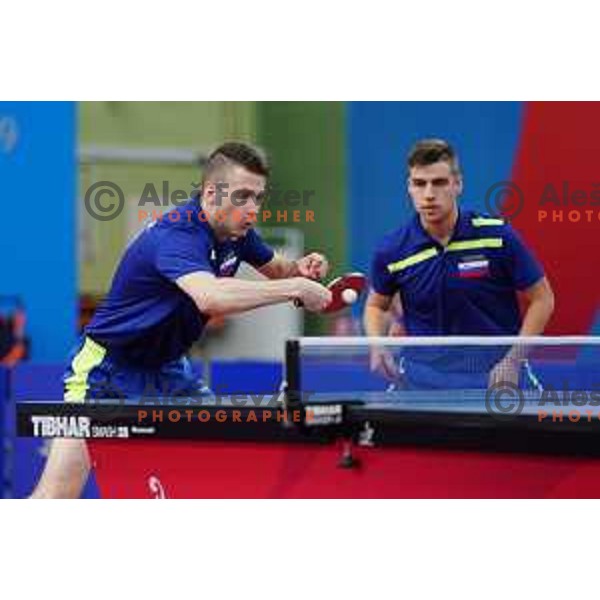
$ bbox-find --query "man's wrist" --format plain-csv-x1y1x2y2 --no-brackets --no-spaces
280,277,302,301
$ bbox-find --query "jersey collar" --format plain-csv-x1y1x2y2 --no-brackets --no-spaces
412,208,471,246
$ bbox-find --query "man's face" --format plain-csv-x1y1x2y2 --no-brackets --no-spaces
407,161,462,225
205,165,266,239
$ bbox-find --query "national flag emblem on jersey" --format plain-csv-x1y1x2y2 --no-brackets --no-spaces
219,253,238,276
457,255,490,278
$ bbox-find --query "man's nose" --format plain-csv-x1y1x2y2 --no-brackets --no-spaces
247,194,262,210
244,202,258,219
424,182,436,198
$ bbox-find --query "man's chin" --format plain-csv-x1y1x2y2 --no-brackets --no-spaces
420,212,444,224
230,225,253,240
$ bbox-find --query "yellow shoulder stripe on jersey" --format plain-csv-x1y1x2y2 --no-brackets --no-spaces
387,247,439,273
446,238,503,252
472,217,504,227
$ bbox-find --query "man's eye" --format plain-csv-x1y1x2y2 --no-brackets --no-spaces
412,180,426,187
433,179,449,186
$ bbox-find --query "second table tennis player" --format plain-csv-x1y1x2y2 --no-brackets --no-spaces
364,138,555,389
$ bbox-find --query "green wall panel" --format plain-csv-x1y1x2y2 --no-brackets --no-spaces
257,101,347,334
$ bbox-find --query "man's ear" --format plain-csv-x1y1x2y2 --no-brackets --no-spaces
455,175,464,196
203,182,215,207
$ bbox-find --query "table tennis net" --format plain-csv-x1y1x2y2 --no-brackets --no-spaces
285,336,600,399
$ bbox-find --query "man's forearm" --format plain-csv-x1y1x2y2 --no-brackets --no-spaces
519,297,554,337
363,304,392,337
197,277,299,316
259,252,329,280
505,298,555,362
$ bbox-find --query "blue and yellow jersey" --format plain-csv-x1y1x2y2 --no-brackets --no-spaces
371,210,545,385
371,209,544,336
86,197,274,368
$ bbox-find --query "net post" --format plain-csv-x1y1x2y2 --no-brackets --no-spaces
284,339,302,408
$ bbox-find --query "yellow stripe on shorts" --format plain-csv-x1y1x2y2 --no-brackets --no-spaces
64,337,107,404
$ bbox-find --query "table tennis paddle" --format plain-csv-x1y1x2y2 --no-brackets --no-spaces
294,272,367,313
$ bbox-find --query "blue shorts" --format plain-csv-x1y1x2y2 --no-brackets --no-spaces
63,336,210,402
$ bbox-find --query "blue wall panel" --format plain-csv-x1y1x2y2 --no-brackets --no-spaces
348,101,524,275
0,102,77,363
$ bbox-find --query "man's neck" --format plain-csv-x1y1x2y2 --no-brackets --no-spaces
209,218,229,243
420,206,459,246
200,200,229,243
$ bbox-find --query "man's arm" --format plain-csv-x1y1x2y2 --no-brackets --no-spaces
364,290,402,381
256,252,329,280
517,276,555,336
505,277,555,359
176,271,331,315
488,225,555,385
489,276,555,385
364,291,408,336
363,290,394,336
388,294,407,337
503,225,554,339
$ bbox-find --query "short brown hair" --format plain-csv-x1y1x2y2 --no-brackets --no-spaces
407,139,460,174
203,141,270,186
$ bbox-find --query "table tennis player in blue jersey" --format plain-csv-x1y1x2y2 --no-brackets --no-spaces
364,139,555,390
31,142,332,498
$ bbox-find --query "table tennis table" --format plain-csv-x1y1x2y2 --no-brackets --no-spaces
15,336,600,498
